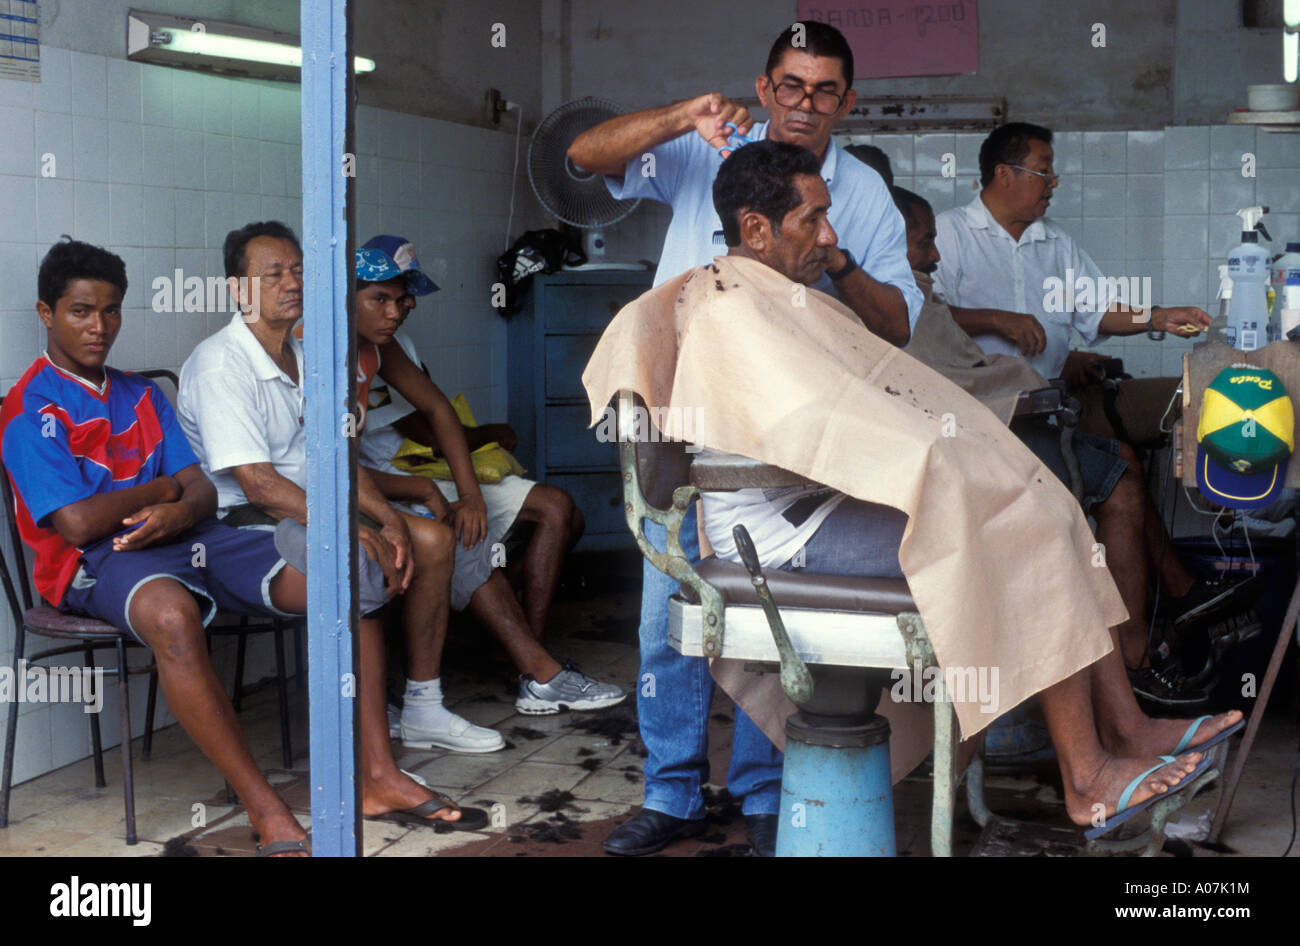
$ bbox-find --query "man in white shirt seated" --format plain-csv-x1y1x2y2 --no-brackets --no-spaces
933,121,1210,385
354,234,585,645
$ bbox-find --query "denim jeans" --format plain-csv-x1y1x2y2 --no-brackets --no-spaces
637,506,783,819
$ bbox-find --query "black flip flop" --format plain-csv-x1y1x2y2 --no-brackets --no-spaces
256,837,312,857
370,793,489,832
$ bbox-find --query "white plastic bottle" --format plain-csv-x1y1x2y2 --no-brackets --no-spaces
1274,242,1300,315
1212,264,1234,346
1227,206,1272,351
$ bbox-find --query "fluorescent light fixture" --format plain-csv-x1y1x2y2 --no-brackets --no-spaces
127,9,374,80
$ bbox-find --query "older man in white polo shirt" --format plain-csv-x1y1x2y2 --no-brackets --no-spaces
933,122,1210,384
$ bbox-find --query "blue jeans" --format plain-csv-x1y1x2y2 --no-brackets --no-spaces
637,506,783,819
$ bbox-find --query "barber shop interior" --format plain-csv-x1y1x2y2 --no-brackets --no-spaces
1,0,1299,884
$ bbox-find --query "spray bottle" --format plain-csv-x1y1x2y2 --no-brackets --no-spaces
1274,242,1300,317
1213,264,1235,346
1227,205,1272,350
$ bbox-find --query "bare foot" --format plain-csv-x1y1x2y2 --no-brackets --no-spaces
1063,752,1203,828
1110,710,1242,758
250,808,310,857
361,769,462,823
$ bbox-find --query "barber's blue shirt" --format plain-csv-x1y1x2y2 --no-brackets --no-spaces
606,120,922,328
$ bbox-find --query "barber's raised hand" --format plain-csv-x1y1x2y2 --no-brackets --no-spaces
448,493,488,549
995,310,1048,357
1151,305,1211,338
684,93,753,156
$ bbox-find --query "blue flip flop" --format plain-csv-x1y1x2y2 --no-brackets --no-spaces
1084,755,1215,841
1172,715,1246,755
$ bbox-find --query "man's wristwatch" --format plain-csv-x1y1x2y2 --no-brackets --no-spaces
827,249,858,281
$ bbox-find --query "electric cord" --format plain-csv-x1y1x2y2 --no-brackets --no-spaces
1284,750,1299,856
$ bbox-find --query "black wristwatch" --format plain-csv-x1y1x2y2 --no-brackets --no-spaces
827,248,858,281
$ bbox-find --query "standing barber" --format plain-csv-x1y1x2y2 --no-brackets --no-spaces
568,21,921,856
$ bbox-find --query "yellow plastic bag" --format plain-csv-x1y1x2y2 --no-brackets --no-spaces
390,394,526,483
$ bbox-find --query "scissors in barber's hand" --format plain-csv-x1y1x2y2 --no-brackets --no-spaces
718,122,757,159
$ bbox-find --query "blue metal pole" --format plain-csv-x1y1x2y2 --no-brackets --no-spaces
301,0,359,857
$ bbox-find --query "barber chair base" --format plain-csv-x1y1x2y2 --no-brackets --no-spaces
776,713,895,857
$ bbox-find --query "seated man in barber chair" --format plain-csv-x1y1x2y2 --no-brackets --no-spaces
584,140,1241,833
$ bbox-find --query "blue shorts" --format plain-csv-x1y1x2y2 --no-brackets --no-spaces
60,518,294,644
1010,418,1127,512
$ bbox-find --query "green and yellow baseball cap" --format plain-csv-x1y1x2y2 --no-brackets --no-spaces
1196,365,1293,508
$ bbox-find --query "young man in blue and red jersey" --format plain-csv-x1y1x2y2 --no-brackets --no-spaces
1,240,482,854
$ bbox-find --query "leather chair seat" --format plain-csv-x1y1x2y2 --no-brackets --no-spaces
680,556,914,614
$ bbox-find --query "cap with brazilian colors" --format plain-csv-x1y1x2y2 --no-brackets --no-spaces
356,234,439,295
1195,365,1293,508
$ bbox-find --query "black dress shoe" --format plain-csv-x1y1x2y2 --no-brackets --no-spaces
745,813,778,857
603,808,706,856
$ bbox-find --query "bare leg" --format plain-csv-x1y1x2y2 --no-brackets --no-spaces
1093,448,1152,668
1038,664,1203,826
129,579,307,854
510,484,584,641
394,512,455,682
466,571,563,681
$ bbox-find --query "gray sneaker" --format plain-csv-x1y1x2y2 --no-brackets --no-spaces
516,661,627,715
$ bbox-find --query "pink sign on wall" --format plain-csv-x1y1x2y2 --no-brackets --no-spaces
794,1,979,79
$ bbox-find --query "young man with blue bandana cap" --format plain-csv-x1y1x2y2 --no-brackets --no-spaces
567,20,920,857
348,235,626,721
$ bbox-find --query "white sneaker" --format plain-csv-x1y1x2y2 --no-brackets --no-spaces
400,711,505,753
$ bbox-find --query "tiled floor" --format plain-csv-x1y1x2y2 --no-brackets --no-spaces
2,578,1297,857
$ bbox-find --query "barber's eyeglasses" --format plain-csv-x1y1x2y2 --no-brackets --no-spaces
1007,164,1059,184
768,76,846,115
253,263,305,287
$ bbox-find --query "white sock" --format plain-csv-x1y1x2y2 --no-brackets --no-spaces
402,678,461,730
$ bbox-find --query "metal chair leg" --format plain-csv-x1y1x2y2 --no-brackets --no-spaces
232,632,247,713
86,646,106,788
142,667,159,762
931,689,957,857
116,639,137,846
274,625,292,767
0,628,25,828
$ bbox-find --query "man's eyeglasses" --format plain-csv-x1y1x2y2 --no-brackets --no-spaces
767,76,846,115
1007,164,1059,184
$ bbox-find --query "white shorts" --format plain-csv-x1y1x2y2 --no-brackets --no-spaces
432,475,537,548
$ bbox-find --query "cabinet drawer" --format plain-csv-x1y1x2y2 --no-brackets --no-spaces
544,334,602,400
544,404,616,469
541,283,644,333
547,472,628,540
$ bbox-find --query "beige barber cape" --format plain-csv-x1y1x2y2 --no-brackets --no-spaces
582,255,1123,779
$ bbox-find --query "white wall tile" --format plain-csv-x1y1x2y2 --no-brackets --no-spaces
0,307,40,378
951,133,982,177
259,139,286,197
1164,260,1209,304
201,76,233,136
171,70,205,132
173,129,205,190
174,190,205,248
1055,131,1083,174
1209,169,1255,215
33,47,70,115
108,121,141,185
871,134,913,176
141,65,172,127
0,76,33,108
914,176,956,215
230,81,260,139
1163,214,1208,258
1164,170,1210,214
1083,219,1127,261
71,116,108,183
140,124,174,188
1126,130,1164,173
0,105,34,175
1256,169,1300,214
1126,173,1163,216
106,59,142,125
1083,131,1127,173
914,133,954,176
1255,132,1300,169
0,175,37,244
72,181,110,245
231,138,261,193
1210,213,1246,258
109,183,144,247
36,177,74,246
1083,173,1128,216
69,51,107,119
203,133,234,193
1164,126,1209,170
1210,125,1256,170
1126,216,1163,259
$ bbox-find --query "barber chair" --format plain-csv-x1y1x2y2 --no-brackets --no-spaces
618,387,1216,857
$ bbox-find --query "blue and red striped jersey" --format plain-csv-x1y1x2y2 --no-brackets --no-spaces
0,355,199,606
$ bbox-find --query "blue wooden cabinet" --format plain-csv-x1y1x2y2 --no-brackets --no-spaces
507,269,654,550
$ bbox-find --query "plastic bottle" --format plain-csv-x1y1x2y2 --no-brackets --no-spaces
1226,206,1272,351
1283,271,1300,341
1274,242,1300,316
1212,264,1234,346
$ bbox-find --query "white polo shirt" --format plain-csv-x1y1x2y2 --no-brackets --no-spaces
933,195,1121,380
178,312,307,513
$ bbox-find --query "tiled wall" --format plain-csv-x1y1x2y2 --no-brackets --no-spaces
604,126,1300,379
0,48,539,785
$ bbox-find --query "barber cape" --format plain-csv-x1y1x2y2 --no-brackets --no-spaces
582,255,1123,761
903,269,1049,423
